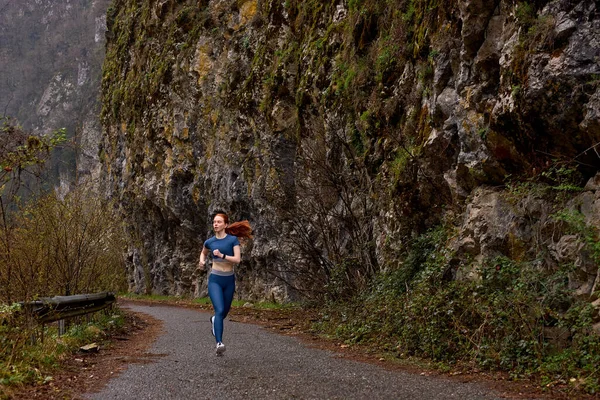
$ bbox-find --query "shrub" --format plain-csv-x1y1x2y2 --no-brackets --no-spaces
316,224,600,394
0,185,127,302
0,305,125,395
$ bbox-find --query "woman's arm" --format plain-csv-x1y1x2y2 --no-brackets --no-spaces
198,247,210,269
213,245,241,264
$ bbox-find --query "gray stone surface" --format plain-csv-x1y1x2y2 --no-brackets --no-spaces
86,303,531,400
100,0,600,303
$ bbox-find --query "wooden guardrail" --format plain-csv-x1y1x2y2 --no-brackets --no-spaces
21,292,116,324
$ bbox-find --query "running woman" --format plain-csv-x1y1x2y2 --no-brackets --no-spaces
198,211,253,355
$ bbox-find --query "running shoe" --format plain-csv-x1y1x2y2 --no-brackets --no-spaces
210,316,215,337
216,342,226,356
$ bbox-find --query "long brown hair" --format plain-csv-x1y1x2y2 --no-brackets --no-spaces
215,213,253,239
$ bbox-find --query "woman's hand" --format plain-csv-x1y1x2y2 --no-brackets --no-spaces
198,247,209,269
213,249,223,259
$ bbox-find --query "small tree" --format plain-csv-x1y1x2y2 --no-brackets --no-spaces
0,186,127,300
273,123,377,299
0,117,66,301
0,117,66,202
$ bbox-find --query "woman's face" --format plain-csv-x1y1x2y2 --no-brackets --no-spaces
213,215,226,233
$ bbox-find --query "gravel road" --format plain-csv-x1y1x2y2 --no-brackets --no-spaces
85,303,532,400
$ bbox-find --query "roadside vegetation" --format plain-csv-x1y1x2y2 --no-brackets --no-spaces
312,174,600,397
0,117,128,396
0,307,125,398
120,292,298,310
0,189,128,302
316,230,599,394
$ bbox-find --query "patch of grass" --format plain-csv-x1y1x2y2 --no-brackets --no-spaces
333,61,358,95
389,147,413,184
120,293,189,302
121,293,297,310
248,301,300,310
191,297,212,305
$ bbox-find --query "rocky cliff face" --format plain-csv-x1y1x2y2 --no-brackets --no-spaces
100,0,600,301
0,0,111,185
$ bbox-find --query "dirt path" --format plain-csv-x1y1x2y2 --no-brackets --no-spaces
80,302,521,400
10,299,583,399
8,305,163,399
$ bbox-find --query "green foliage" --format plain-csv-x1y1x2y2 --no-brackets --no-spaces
477,126,488,140
349,127,366,155
315,224,600,394
402,1,416,22
348,0,364,12
504,161,583,204
402,0,443,58
101,0,208,123
324,256,366,301
511,84,521,97
0,307,125,394
510,2,556,88
333,61,358,96
389,144,418,184
121,293,188,302
515,2,536,28
0,119,67,203
374,38,400,84
540,163,583,193
553,209,600,265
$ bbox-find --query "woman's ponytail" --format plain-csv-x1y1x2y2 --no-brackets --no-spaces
225,220,253,239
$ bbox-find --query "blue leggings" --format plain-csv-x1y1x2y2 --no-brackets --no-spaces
208,273,235,343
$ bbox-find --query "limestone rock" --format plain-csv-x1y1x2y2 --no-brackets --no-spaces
98,0,600,301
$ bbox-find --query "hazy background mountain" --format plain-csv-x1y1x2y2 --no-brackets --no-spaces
0,0,112,190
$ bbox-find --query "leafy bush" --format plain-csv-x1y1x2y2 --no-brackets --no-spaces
316,223,600,394
0,305,125,396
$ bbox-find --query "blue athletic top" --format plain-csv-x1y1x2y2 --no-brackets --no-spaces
203,234,240,263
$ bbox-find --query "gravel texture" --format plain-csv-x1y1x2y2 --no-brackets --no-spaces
83,303,532,400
